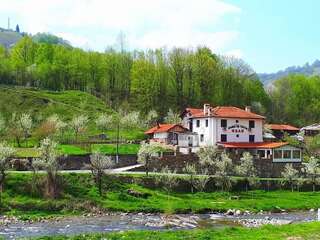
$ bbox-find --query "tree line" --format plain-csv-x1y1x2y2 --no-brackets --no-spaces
0,36,269,117
1,36,320,126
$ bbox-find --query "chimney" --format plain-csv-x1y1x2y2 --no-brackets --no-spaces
245,106,251,112
203,103,210,115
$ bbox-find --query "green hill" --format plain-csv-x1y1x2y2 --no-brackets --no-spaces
0,30,22,48
0,86,113,120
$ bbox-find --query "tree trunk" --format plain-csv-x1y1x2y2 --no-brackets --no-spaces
313,182,315,192
47,172,56,199
146,156,149,177
98,171,102,196
191,175,194,194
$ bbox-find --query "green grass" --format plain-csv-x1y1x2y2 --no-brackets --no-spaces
3,173,320,220
15,148,40,158
31,222,320,240
91,144,140,155
13,143,140,157
57,145,89,155
0,86,114,120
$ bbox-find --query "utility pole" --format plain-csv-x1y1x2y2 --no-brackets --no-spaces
7,17,10,30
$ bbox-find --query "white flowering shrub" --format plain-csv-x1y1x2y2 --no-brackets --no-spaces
32,138,60,198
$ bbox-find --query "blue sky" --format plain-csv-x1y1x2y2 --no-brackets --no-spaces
0,0,319,73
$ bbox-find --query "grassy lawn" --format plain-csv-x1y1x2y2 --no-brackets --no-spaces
3,173,320,220
91,144,140,155
15,148,40,158
57,145,89,155
32,222,320,240
13,143,140,157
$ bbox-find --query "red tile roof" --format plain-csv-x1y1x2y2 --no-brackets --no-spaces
265,124,299,131
184,106,265,119
219,142,289,149
145,124,187,134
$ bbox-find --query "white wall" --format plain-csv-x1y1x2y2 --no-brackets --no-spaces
191,117,216,146
189,117,263,145
216,118,263,143
178,134,199,147
154,132,168,139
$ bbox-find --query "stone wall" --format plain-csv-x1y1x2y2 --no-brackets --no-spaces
147,153,302,178
11,154,138,171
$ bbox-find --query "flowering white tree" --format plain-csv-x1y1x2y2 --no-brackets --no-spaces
19,113,32,147
47,114,67,134
32,138,60,198
303,157,320,192
215,152,233,192
70,115,88,142
236,152,257,192
120,111,141,129
145,110,158,127
138,142,170,176
164,109,180,124
95,113,114,133
89,152,114,196
193,169,210,192
0,142,15,204
281,164,299,192
197,146,220,169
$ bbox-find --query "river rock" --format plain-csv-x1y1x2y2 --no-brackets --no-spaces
225,209,235,215
235,210,242,216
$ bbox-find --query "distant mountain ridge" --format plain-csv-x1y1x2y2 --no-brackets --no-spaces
258,60,320,85
0,27,71,48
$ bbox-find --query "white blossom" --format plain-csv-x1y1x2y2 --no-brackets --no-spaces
0,142,15,172
164,109,180,124
95,113,114,131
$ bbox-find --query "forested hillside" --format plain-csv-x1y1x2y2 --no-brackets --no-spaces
259,60,320,85
0,36,269,116
1,36,320,126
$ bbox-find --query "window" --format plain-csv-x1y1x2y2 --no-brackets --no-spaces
249,135,255,142
236,120,239,123
249,120,255,129
236,134,239,138
206,119,208,127
200,134,204,142
283,150,292,159
189,121,193,131
257,150,265,158
196,120,200,127
293,150,301,159
221,119,227,128
274,150,282,158
221,134,227,142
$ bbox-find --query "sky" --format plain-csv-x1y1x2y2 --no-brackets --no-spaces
0,0,320,73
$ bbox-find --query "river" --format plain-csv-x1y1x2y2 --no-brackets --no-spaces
0,211,317,239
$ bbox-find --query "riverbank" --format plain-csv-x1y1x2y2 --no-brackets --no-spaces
28,222,320,240
3,172,320,220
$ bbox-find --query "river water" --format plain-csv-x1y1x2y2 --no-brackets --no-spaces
0,211,317,239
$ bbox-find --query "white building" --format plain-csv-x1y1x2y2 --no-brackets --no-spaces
181,104,264,146
145,104,302,162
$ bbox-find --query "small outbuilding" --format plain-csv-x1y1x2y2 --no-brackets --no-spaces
218,142,302,163
265,124,300,139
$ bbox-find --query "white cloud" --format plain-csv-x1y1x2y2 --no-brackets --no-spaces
225,49,244,58
1,0,242,53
